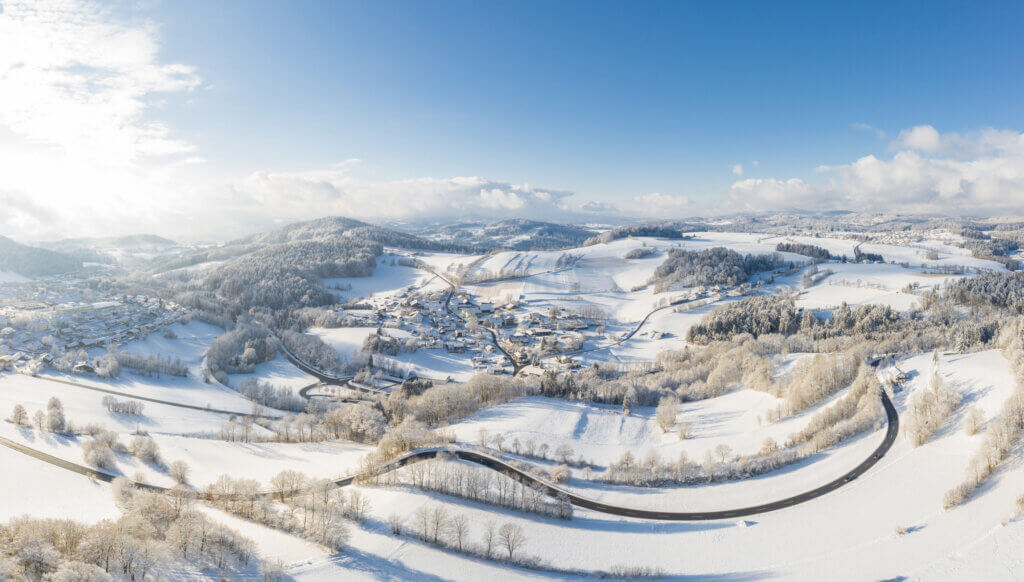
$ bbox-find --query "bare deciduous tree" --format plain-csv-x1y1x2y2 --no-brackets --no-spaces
554,444,574,464
498,522,526,560
169,460,191,485
482,521,497,559
448,514,469,551
388,513,403,535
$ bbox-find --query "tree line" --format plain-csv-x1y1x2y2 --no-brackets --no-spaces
649,247,788,293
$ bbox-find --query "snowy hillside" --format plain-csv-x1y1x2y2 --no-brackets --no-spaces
3,221,1024,581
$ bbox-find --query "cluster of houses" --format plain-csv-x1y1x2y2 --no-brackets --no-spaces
351,289,513,374
450,291,600,368
346,282,607,375
0,291,184,371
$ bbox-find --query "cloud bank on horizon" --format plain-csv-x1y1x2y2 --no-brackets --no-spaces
731,126,1024,214
2,0,1024,244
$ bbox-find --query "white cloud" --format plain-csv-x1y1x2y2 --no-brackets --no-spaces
728,178,819,211
578,200,620,215
229,171,606,229
729,126,1024,214
889,125,1023,158
852,122,886,140
891,125,942,153
10,2,1020,243
0,2,199,164
632,192,692,217
0,0,619,242
0,0,204,241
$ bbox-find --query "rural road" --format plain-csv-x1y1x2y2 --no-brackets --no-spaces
418,264,522,373
337,385,899,520
442,286,521,373
0,433,167,492
29,374,281,419
536,297,682,365
273,338,360,389
274,338,399,399
0,383,899,520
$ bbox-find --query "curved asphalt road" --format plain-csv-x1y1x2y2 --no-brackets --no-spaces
274,341,357,388
335,386,899,520
0,384,898,520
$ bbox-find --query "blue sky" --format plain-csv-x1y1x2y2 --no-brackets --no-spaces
1,0,1023,240
151,0,1024,200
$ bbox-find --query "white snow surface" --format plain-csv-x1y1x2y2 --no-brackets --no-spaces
3,234,1023,580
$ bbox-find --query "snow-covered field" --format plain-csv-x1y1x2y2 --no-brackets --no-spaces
280,350,1024,580
797,262,962,311
773,234,1007,272
0,445,120,522
4,232,1022,580
323,251,452,300
312,326,480,381
0,373,246,434
309,326,377,361
226,356,317,395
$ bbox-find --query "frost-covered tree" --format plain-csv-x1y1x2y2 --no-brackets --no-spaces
554,444,574,464
324,403,387,443
130,436,162,465
649,247,786,292
904,373,961,447
279,330,343,374
482,521,497,559
11,404,27,426
776,242,832,260
549,464,570,483
46,398,66,433
169,460,191,485
47,561,111,582
113,352,185,377
239,378,304,412
269,470,307,502
655,395,679,433
82,439,115,470
93,352,121,378
687,296,801,343
964,406,984,436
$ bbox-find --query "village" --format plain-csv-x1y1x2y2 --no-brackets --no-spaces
339,267,765,380
340,279,615,377
0,281,185,371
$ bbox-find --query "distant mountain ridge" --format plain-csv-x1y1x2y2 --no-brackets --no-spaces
153,215,488,311
40,234,179,251
234,216,481,252
403,218,599,250
0,236,82,277
156,216,484,275
35,234,185,268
